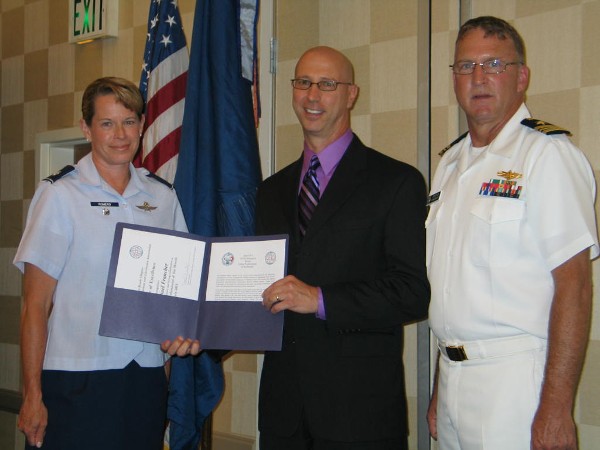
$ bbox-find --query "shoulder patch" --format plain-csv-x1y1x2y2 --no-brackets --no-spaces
146,172,173,189
439,131,468,156
43,165,75,183
521,118,571,136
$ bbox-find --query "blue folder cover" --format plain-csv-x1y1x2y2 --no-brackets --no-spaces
99,223,286,351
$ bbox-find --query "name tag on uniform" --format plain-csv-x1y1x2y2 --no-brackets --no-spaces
91,202,119,207
427,191,441,205
91,202,119,216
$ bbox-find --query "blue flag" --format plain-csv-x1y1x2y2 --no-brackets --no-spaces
168,1,262,448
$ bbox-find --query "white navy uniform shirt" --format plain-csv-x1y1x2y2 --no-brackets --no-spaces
427,104,599,344
14,152,188,371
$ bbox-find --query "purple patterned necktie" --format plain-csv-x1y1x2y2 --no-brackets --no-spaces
299,155,321,236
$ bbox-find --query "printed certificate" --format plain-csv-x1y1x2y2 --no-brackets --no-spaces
99,223,287,351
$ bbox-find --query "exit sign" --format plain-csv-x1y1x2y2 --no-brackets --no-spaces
69,0,119,44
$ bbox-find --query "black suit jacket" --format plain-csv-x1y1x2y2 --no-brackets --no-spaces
256,135,430,442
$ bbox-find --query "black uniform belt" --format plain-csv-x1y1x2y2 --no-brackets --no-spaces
439,335,546,362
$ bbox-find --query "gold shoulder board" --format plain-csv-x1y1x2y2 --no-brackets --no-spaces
521,118,571,136
439,131,468,156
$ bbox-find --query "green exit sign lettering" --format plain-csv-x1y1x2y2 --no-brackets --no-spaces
69,0,118,44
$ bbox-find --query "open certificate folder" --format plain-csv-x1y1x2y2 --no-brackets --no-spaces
99,223,287,351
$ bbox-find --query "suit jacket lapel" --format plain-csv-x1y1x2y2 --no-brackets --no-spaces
303,137,366,240
280,157,303,243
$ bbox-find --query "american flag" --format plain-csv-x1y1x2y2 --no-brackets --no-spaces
134,0,189,183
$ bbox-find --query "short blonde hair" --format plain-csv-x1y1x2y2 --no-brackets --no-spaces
81,77,144,125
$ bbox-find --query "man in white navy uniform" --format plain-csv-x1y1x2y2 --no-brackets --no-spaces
426,16,598,450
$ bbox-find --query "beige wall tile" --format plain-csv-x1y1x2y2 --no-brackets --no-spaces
319,0,370,49
431,31,452,108
74,40,104,91
178,0,197,16
214,370,233,433
350,113,371,147
430,105,451,162
24,0,48,53
579,86,600,169
1,6,24,57
582,2,600,87
0,201,23,247
519,9,581,95
1,0,24,13
48,0,67,46
370,37,417,113
0,296,20,344
516,0,581,17
275,123,303,171
579,423,600,450
1,55,24,106
24,99,48,150
231,353,258,373
230,371,258,436
403,323,418,397
48,44,75,96
0,343,20,391
119,0,134,30
1,104,24,153
22,149,35,199
102,28,135,81
275,59,297,127
344,45,370,117
277,0,319,62
580,341,600,426
133,24,148,75
0,248,20,297
1,153,23,201
525,89,580,145
47,92,75,130
431,0,451,33
180,11,194,46
471,0,516,20
24,49,48,102
371,0,417,41
133,0,152,27
73,90,83,126
371,109,417,165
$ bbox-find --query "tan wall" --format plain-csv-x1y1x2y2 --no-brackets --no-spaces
1,1,599,449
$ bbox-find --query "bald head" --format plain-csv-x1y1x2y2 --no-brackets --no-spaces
296,46,355,84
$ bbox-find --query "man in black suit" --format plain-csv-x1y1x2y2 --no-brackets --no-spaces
256,46,430,450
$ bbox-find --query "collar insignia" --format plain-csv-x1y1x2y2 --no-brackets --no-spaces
136,201,157,212
497,170,522,181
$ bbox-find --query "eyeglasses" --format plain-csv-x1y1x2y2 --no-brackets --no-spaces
449,59,523,75
291,78,353,91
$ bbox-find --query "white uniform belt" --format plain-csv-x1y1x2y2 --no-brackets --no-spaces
439,335,546,362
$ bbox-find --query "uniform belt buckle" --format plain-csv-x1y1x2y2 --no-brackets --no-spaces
446,345,468,361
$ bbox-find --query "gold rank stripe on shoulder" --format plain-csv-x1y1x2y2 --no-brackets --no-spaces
439,131,468,156
521,118,571,136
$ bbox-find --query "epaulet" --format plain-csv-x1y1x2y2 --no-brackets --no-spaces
146,172,173,189
439,131,468,156
43,165,75,183
521,118,571,136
